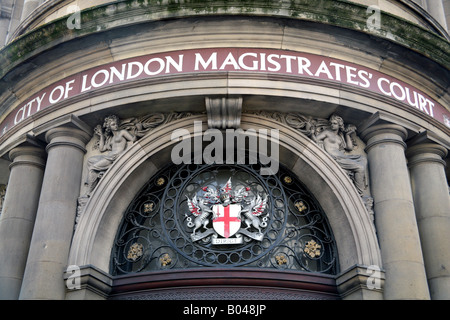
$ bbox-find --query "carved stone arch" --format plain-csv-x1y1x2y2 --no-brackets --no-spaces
68,113,382,297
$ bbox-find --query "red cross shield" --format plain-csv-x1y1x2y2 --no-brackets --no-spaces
212,204,241,238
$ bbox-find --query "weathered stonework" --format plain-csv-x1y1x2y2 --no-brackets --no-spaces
0,0,448,301
1,0,449,82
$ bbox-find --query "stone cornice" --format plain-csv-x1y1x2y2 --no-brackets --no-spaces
0,0,449,82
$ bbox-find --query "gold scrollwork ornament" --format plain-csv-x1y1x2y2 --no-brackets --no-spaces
144,202,155,213
283,176,293,184
294,201,307,213
127,243,144,261
304,240,321,258
156,177,165,186
275,254,288,266
160,253,172,267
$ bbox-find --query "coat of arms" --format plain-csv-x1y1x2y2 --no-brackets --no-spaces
185,178,268,245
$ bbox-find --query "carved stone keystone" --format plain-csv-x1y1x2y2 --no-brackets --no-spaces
205,96,242,129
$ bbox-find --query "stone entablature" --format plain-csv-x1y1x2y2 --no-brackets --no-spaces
2,47,448,139
0,48,448,161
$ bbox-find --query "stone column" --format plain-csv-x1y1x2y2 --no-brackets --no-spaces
406,143,450,299
0,146,46,299
361,124,430,300
19,127,91,300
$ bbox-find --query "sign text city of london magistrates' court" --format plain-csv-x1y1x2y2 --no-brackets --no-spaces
1,47,449,137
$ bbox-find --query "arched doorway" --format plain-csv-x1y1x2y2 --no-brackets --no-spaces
68,114,382,299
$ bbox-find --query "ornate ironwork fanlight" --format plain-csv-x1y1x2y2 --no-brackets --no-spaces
111,163,338,275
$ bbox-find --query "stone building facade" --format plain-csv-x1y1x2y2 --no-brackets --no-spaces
0,0,449,300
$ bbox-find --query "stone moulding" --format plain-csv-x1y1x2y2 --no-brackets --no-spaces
0,0,449,81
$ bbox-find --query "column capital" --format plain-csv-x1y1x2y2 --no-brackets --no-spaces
406,130,449,168
359,124,408,152
406,143,448,168
45,126,91,153
8,146,47,170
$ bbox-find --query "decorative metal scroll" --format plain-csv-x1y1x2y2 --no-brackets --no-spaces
111,163,338,275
